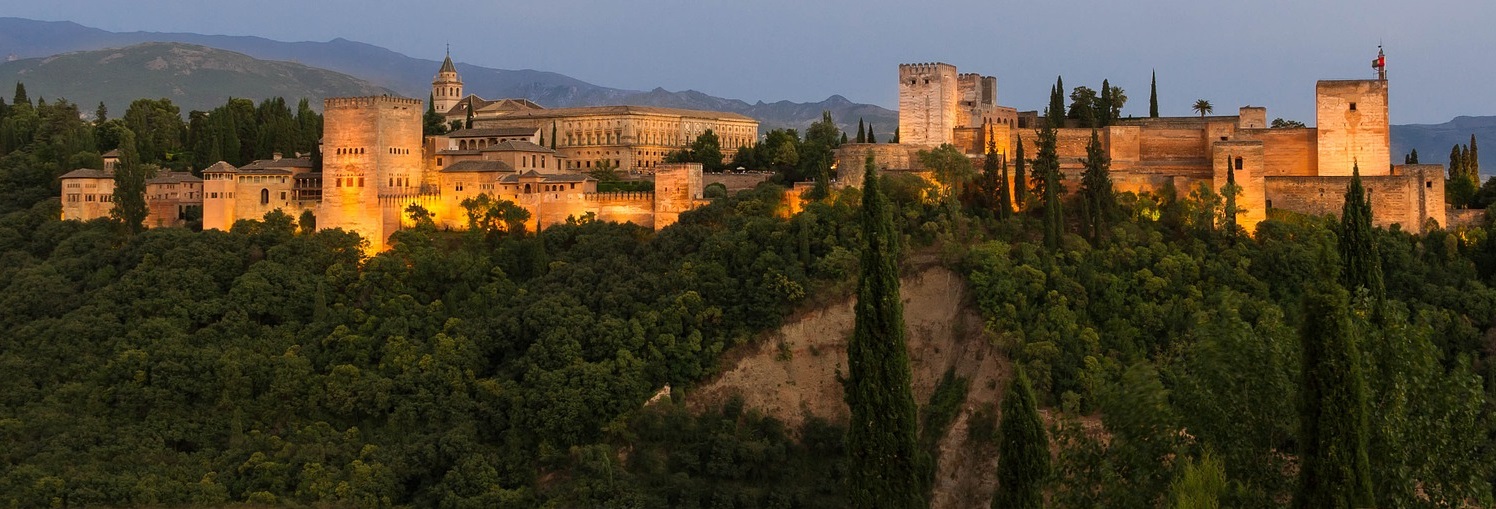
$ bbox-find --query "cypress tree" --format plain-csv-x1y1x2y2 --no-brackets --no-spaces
464,97,474,130
1469,134,1479,177
1013,134,1027,210
110,128,149,234
996,144,1013,220
1462,145,1473,181
1098,78,1114,126
1149,70,1159,118
1339,164,1385,309
868,125,877,144
993,368,1049,509
1450,144,1464,180
1221,156,1241,239
551,122,558,149
1409,148,1418,164
892,127,899,144
857,118,866,143
1039,79,1066,250
95,101,108,123
846,152,922,509
1293,283,1374,509
1080,128,1113,243
841,132,849,145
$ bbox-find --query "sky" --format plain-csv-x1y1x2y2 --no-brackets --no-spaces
2,0,1491,124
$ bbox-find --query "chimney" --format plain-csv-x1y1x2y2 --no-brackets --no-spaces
272,152,283,161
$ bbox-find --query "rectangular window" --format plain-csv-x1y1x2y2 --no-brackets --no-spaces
358,177,365,187
1350,102,1357,111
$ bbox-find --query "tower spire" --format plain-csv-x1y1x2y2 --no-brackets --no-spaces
1372,44,1387,81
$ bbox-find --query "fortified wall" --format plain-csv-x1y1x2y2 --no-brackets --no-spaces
318,96,425,253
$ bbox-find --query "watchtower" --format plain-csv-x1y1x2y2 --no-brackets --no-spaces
318,96,424,252
898,63,959,146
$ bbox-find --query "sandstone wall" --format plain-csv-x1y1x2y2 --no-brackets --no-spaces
1265,164,1443,231
318,96,424,253
1235,128,1318,177
653,162,704,230
834,144,923,188
1212,141,1269,232
590,192,656,227
704,172,772,192
1316,80,1390,176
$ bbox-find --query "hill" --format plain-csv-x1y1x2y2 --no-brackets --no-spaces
0,17,898,136
1391,115,1496,174
0,42,393,115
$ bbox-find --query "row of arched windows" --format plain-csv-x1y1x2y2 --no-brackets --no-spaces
336,147,365,155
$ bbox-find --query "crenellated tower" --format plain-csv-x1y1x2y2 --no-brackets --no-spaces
318,96,425,253
432,49,463,114
897,62,959,146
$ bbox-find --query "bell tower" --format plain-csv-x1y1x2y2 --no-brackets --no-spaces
432,46,463,115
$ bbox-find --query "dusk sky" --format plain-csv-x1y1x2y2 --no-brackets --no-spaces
1,0,1489,124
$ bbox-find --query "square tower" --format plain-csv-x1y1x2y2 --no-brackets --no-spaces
319,96,425,253
1316,80,1389,176
898,63,959,146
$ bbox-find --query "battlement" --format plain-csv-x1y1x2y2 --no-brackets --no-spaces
898,62,956,77
584,191,655,202
324,96,424,109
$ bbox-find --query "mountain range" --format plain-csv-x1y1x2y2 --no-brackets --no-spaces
0,17,898,137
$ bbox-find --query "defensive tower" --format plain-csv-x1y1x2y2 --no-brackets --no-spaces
1314,49,1390,176
318,96,424,252
898,62,959,146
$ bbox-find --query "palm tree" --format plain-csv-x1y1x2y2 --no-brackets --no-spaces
1193,99,1213,117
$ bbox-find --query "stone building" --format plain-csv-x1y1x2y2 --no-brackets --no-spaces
840,53,1444,233
435,52,758,174
201,154,318,231
60,150,205,228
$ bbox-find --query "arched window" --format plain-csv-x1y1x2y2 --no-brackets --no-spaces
260,188,269,205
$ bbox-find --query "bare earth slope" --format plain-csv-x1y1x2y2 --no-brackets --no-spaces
688,266,1009,509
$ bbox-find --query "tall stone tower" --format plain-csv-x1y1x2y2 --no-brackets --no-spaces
898,63,959,146
318,96,425,253
432,50,463,114
1316,77,1390,176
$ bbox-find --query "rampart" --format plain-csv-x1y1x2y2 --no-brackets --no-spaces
1264,164,1444,231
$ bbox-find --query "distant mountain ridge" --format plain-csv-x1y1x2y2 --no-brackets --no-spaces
1391,116,1496,173
0,17,898,137
0,42,393,115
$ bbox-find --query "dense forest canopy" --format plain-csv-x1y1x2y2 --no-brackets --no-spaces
1,85,1494,508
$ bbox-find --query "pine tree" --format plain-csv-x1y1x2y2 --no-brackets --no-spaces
846,152,922,509
1013,134,1028,210
13,82,28,108
1080,129,1113,243
1040,78,1066,250
993,368,1049,509
868,125,877,144
1293,283,1374,509
857,118,866,143
1339,164,1386,310
95,101,107,124
1149,70,1159,118
110,128,149,234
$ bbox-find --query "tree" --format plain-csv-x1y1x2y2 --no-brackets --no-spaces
13,82,28,108
918,143,974,208
992,141,1013,219
1293,283,1374,509
464,97,474,129
1149,70,1159,118
856,118,866,143
1405,148,1419,164
690,129,724,172
297,209,317,234
1079,129,1114,242
1169,451,1227,509
1471,134,1480,176
992,368,1048,509
1339,164,1385,310
1013,134,1028,210
891,127,899,144
1105,82,1127,124
110,128,149,233
551,122,557,150
423,94,448,136
867,125,877,144
1040,79,1066,250
1220,158,1243,239
1068,86,1098,126
94,101,107,124
845,152,922,509
1192,99,1213,117
1271,118,1306,128
122,98,184,165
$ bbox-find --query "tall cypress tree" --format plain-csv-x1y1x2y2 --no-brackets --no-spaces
892,127,899,144
1470,134,1479,177
868,125,877,144
857,118,866,143
1080,128,1113,243
846,152,922,509
1221,156,1241,239
993,368,1049,509
997,145,1013,220
551,122,558,149
110,128,149,234
1293,282,1374,509
1039,78,1066,250
1339,164,1385,309
1098,78,1114,126
1149,70,1159,118
1013,133,1027,210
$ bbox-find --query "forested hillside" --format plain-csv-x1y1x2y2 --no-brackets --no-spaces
1,80,1494,508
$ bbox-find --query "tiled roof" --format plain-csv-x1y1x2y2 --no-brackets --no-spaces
440,160,514,173
446,127,539,138
203,161,237,173
486,103,757,122
59,168,111,179
236,157,313,175
498,171,593,183
479,140,554,153
436,149,482,156
146,171,203,185
101,149,121,158
438,54,457,74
